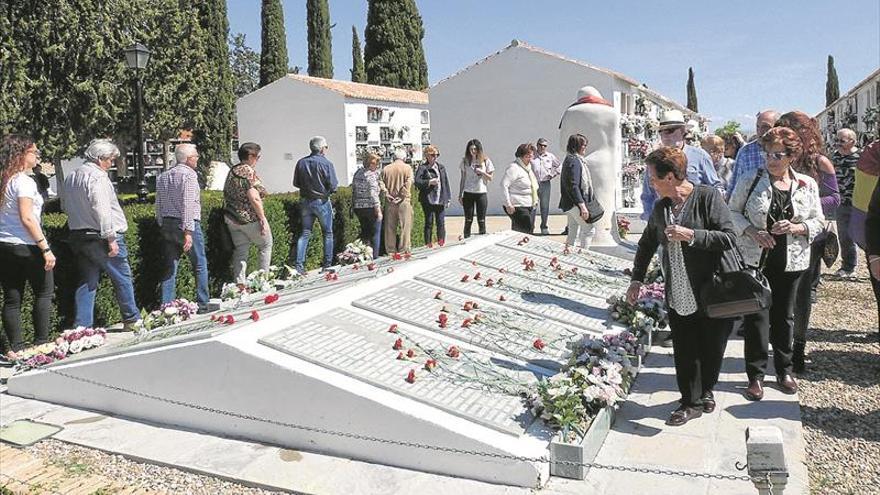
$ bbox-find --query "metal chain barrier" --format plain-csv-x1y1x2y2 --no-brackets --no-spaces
29,366,752,483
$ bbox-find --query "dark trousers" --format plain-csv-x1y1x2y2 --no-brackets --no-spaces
870,258,880,335
837,205,858,271
507,206,534,234
668,310,732,406
462,192,488,237
421,202,446,244
354,207,382,259
743,259,805,380
0,242,53,352
793,237,826,346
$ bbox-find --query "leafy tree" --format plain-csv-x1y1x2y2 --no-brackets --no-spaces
350,25,366,83
714,120,742,138
686,67,698,113
230,33,260,98
307,0,334,78
826,55,840,106
260,0,289,87
364,0,428,90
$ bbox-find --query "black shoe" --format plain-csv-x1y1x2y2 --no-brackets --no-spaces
792,343,806,374
560,227,569,235
666,405,702,426
700,392,716,413
320,267,336,274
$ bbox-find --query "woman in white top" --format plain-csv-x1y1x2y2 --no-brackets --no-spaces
458,139,494,237
501,143,539,234
0,135,56,363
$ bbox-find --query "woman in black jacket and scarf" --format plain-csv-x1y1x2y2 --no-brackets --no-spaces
628,146,737,426
558,134,595,248
415,145,451,247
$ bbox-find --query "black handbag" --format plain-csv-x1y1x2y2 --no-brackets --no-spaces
583,179,604,224
700,245,772,319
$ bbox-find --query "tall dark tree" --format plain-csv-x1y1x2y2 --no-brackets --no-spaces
260,0,289,87
230,33,261,98
686,67,698,113
350,26,366,83
307,0,333,78
364,0,428,90
826,55,840,106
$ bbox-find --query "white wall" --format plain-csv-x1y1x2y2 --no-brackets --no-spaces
430,45,636,215
236,79,347,193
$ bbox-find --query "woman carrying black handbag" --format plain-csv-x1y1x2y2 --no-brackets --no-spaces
627,146,737,426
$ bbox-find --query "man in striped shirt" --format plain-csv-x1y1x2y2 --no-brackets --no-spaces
155,143,209,308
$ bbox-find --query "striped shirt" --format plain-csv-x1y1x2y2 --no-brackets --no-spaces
831,149,860,204
62,162,128,238
727,140,765,197
156,164,201,231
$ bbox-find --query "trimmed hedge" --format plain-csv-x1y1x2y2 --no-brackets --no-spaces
0,187,427,351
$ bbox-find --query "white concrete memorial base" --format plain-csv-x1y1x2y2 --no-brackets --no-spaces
7,232,634,488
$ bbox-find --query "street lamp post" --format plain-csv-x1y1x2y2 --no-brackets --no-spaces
123,42,151,203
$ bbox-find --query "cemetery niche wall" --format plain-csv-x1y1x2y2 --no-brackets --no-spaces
7,232,647,488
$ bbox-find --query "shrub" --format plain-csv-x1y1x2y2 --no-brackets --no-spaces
0,187,426,351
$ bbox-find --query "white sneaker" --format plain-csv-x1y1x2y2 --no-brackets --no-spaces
835,269,854,279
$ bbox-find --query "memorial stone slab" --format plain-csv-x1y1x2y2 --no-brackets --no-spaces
415,260,625,333
496,234,631,275
259,307,538,436
461,246,629,300
353,280,581,371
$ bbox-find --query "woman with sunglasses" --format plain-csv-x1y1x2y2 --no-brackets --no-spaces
415,145,451,247
776,111,839,373
0,135,56,365
728,127,824,401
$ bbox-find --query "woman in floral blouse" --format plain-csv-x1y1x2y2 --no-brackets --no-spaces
352,153,385,258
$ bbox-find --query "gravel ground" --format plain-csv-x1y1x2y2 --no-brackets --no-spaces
798,261,880,494
21,439,292,495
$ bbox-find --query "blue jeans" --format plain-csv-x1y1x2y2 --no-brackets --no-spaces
536,180,552,230
72,235,140,327
296,198,334,270
159,219,210,306
836,204,858,271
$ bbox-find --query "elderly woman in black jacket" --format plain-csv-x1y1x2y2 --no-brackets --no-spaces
558,134,595,248
627,146,737,426
415,145,451,247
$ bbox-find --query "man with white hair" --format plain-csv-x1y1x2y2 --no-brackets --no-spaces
831,128,861,278
640,109,722,219
293,136,338,273
726,109,780,196
155,143,209,308
381,147,414,253
62,138,141,330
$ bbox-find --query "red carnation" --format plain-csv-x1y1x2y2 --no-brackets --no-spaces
462,301,474,311
434,291,443,299
210,314,217,321
225,315,236,324
438,313,448,328
397,352,406,360
533,339,546,351
471,260,477,266
424,359,437,371
499,295,507,301
250,310,260,321
407,349,416,358
406,369,416,383
388,324,399,333
264,293,280,305
367,263,376,271
460,274,470,282
392,338,403,350
557,273,565,280
473,272,481,280
485,278,494,287
447,346,461,358
461,318,472,328
392,252,403,261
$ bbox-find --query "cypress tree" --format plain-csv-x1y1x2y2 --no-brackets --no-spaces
686,67,698,113
364,0,428,90
826,55,840,106
260,0,289,87
307,0,333,78
350,26,366,83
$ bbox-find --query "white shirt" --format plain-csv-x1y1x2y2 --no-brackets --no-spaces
531,151,561,182
0,173,43,245
62,162,128,238
460,158,495,194
501,160,538,208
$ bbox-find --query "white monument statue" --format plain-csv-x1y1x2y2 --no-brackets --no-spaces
559,86,621,246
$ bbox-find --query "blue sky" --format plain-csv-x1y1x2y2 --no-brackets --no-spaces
228,0,880,132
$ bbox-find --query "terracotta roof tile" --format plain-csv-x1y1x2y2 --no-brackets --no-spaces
287,74,429,105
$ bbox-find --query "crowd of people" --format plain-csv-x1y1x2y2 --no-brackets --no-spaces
627,108,880,427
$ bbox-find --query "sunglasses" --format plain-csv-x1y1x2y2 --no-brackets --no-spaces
762,151,790,161
659,128,681,135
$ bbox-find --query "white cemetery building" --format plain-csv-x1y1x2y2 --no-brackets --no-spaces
429,39,695,219
236,74,430,193
815,67,880,146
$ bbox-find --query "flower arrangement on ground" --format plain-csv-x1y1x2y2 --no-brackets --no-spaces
220,265,300,302
11,327,108,372
617,216,631,239
143,299,199,330
527,330,644,443
337,239,374,266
